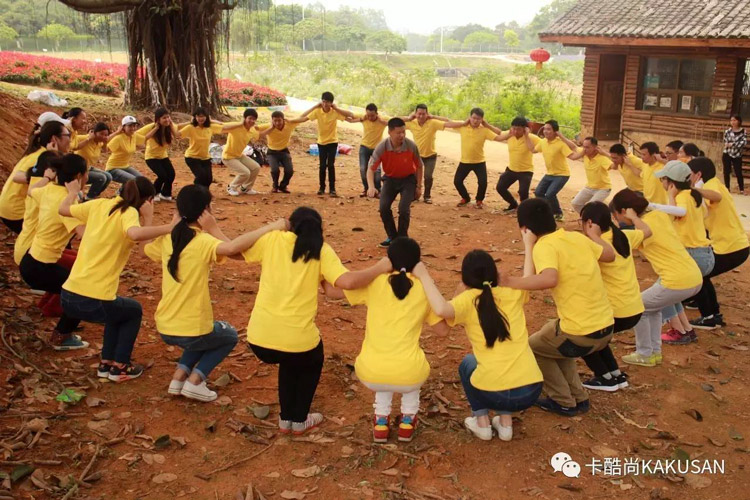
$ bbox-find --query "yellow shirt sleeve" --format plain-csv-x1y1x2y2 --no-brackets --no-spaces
561,142,573,157
582,234,604,260
210,123,224,134
120,207,140,236
107,135,122,153
144,235,164,262
136,124,153,137
534,141,543,153
432,120,445,132
320,243,348,285
343,283,369,306
308,109,320,122
446,291,473,327
625,229,645,250
69,200,94,223
178,125,193,139
532,240,559,274
202,232,226,266
61,214,81,233
242,231,271,263
485,128,498,141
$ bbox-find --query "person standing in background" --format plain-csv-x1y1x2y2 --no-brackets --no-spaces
722,115,746,194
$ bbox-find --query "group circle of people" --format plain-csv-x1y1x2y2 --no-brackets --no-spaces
0,97,747,443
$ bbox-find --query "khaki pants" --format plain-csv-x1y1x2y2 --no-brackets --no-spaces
529,319,613,408
224,156,260,191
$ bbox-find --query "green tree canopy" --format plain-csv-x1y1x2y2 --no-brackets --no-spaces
462,30,498,51
366,30,406,56
503,29,520,49
37,23,78,50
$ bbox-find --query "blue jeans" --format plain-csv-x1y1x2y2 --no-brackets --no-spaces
61,290,142,364
161,321,238,380
458,354,543,416
359,145,381,192
661,246,715,320
86,168,112,200
534,175,570,215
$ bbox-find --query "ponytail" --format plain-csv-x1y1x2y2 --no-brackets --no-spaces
167,220,196,282
109,176,156,215
581,201,630,258
24,122,65,156
289,207,323,263
672,180,702,207
461,250,510,347
386,237,420,300
167,184,212,282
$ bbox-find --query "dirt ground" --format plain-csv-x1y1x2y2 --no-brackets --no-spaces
1,90,749,500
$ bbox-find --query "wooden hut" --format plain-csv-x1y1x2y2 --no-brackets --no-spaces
540,0,750,173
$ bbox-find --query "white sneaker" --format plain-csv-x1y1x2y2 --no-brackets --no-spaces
464,416,492,441
491,416,513,441
241,188,259,195
180,380,217,402
153,193,162,202
168,379,185,395
159,195,174,202
227,187,240,196
279,417,292,434
292,413,323,435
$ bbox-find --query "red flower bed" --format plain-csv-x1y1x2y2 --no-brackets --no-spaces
0,52,286,106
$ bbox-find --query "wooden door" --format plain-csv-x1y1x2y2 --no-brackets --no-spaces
595,54,627,140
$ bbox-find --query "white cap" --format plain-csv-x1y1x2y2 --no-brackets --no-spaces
37,111,70,127
121,115,138,126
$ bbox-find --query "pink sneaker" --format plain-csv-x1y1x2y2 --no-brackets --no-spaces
661,328,690,345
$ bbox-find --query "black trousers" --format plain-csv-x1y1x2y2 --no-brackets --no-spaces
268,149,294,189
19,252,80,334
146,158,175,197
454,162,487,202
185,157,213,187
379,175,416,240
694,247,749,317
723,153,744,192
318,143,337,192
248,340,324,422
496,168,533,209
582,313,641,377
1,217,23,234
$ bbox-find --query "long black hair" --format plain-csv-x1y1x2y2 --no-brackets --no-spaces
61,107,84,121
153,107,173,147
167,185,212,282
672,179,703,208
289,207,324,263
109,176,156,215
24,122,67,156
386,237,420,300
681,143,704,158
53,154,87,184
581,201,630,258
611,188,650,216
26,150,61,182
461,250,510,347
192,107,211,127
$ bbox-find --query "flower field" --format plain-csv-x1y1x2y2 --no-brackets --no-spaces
0,52,286,106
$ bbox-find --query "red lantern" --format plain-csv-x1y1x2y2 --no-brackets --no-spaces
530,48,551,70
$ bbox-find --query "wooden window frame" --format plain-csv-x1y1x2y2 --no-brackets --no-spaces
638,57,715,117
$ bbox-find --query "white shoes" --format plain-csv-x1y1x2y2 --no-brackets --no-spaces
464,417,492,441
491,416,513,441
168,379,184,395
291,413,323,435
227,186,240,196
180,380,217,402
241,188,259,195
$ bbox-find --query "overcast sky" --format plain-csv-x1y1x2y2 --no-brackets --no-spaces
273,0,555,35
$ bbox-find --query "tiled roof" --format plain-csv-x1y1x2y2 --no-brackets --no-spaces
540,0,750,39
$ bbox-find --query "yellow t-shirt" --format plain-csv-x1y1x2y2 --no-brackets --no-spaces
432,287,543,392
637,211,702,290
360,117,388,149
145,231,225,336
106,134,141,170
222,123,260,160
674,190,711,248
532,229,614,334
180,123,224,160
703,178,749,255
14,187,43,265
0,148,45,220
599,230,645,318
260,122,299,151
63,197,141,300
535,137,572,176
642,160,667,204
344,274,431,386
308,108,345,145
137,124,171,160
458,125,497,163
243,231,348,352
28,184,81,264
406,119,445,158
77,141,103,168
619,154,644,192
508,135,539,173
583,153,612,189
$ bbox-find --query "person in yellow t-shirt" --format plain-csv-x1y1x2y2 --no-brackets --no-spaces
258,111,306,194
19,154,87,351
570,137,613,214
527,120,581,221
347,103,388,196
60,176,174,382
606,144,644,194
138,107,179,202
221,108,262,197
630,141,668,204
494,117,540,212
509,198,615,416
106,115,146,189
145,185,288,402
401,104,450,203
323,238,431,443
579,201,651,392
242,206,391,435
443,108,503,209
610,189,702,367
178,107,225,188
688,157,750,329
297,92,354,197
416,248,543,441
0,118,71,233
65,108,113,201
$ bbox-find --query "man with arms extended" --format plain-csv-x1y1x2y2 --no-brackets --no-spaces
402,104,450,203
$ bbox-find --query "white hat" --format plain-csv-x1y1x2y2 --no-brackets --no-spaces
121,115,138,126
655,160,692,183
37,111,70,127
